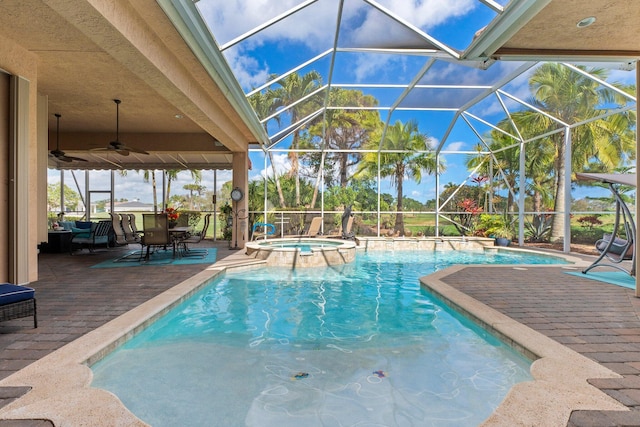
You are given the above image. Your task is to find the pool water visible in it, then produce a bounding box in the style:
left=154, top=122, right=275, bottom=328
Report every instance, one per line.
left=258, top=239, right=343, bottom=252
left=91, top=250, right=564, bottom=426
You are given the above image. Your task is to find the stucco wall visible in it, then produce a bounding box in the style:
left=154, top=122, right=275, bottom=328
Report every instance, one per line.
left=0, top=33, right=41, bottom=282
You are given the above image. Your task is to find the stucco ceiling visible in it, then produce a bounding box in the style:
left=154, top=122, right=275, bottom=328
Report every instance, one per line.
left=0, top=0, right=638, bottom=170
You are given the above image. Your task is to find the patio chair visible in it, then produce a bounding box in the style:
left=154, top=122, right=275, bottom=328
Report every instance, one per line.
left=177, top=213, right=211, bottom=257
left=303, top=217, right=323, bottom=237
left=120, top=213, right=140, bottom=243
left=128, top=213, right=141, bottom=238
left=0, top=284, right=37, bottom=328
left=70, top=220, right=112, bottom=254
left=281, top=217, right=323, bottom=238
left=110, top=213, right=129, bottom=246
left=140, top=213, right=170, bottom=261
left=252, top=222, right=276, bottom=240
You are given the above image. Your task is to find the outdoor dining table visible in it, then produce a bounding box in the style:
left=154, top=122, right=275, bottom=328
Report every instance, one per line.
left=169, top=226, right=191, bottom=258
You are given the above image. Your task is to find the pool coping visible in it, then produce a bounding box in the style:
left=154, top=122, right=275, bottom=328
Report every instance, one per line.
left=420, top=264, right=628, bottom=426
left=0, top=248, right=628, bottom=425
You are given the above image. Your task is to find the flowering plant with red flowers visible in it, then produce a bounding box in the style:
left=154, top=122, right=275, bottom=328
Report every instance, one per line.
left=165, top=207, right=179, bottom=221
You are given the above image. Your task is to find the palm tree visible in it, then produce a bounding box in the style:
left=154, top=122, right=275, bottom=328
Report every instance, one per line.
left=304, top=88, right=381, bottom=208
left=271, top=71, right=323, bottom=206
left=140, top=170, right=158, bottom=212
left=248, top=89, right=287, bottom=207
left=163, top=169, right=202, bottom=210
left=521, top=63, right=634, bottom=241
left=357, top=119, right=441, bottom=235
left=183, top=183, right=206, bottom=209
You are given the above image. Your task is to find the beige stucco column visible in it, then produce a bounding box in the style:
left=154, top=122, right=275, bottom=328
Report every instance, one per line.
left=231, top=151, right=249, bottom=249
left=0, top=35, right=39, bottom=284
left=633, top=61, right=640, bottom=297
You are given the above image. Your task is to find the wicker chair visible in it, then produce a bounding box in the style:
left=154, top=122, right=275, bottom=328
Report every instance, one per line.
left=0, top=284, right=37, bottom=328
left=70, top=220, right=113, bottom=254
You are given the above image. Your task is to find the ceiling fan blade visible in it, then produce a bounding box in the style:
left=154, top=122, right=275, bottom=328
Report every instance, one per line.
left=49, top=152, right=73, bottom=162
left=127, top=146, right=149, bottom=155
left=115, top=148, right=130, bottom=156
left=64, top=155, right=88, bottom=162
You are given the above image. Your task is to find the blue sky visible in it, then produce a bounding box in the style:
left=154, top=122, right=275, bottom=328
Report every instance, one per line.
left=194, top=0, right=637, bottom=205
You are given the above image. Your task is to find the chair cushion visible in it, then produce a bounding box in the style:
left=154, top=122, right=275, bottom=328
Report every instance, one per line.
left=75, top=221, right=93, bottom=229
left=59, top=221, right=75, bottom=231
left=0, top=284, right=35, bottom=305
left=71, top=227, right=92, bottom=238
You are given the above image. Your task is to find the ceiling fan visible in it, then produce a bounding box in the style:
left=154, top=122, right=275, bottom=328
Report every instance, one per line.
left=92, top=99, right=149, bottom=156
left=49, top=113, right=87, bottom=163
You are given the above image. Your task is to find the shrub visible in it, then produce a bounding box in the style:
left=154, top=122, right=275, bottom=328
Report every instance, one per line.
left=576, top=215, right=602, bottom=230
left=525, top=213, right=552, bottom=242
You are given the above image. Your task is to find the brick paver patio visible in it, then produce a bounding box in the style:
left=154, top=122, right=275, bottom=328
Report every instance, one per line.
left=439, top=265, right=640, bottom=427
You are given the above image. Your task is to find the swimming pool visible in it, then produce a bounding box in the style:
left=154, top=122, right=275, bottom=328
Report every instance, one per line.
left=91, top=250, right=566, bottom=426
left=245, top=238, right=357, bottom=267
left=258, top=239, right=343, bottom=249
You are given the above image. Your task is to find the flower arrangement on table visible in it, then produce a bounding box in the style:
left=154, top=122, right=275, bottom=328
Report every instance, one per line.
left=165, top=207, right=179, bottom=227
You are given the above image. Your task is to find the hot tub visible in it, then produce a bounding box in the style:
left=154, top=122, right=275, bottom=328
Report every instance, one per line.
left=245, top=238, right=357, bottom=267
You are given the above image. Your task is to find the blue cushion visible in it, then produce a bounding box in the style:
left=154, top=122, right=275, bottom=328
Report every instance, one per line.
left=75, top=221, right=93, bottom=229
left=0, top=284, right=35, bottom=305
left=59, top=221, right=75, bottom=231
left=71, top=227, right=91, bottom=238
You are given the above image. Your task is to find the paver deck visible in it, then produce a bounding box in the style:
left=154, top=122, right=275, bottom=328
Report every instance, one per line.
left=0, top=243, right=638, bottom=426
left=438, top=263, right=640, bottom=427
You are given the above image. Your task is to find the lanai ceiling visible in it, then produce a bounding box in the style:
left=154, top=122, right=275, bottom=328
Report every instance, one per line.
left=0, top=0, right=638, bottom=170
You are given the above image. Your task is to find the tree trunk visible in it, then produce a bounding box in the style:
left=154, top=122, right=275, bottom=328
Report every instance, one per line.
left=533, top=190, right=542, bottom=213
left=340, top=153, right=348, bottom=188
left=151, top=171, right=158, bottom=213
left=394, top=167, right=404, bottom=235
left=166, top=174, right=172, bottom=209
left=288, top=133, right=301, bottom=206
left=309, top=152, right=324, bottom=209
left=268, top=150, right=286, bottom=207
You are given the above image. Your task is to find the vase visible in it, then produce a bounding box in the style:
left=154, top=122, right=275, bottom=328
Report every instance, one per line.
left=494, top=237, right=510, bottom=247
left=169, top=221, right=177, bottom=229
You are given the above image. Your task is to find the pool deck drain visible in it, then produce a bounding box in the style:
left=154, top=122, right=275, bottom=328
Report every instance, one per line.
left=0, top=243, right=637, bottom=425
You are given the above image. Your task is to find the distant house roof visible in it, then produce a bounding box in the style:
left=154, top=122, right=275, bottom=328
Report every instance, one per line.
left=112, top=201, right=155, bottom=211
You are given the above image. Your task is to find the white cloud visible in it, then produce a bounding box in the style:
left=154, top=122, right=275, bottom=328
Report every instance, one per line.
left=224, top=48, right=271, bottom=90
left=198, top=0, right=481, bottom=90
left=252, top=153, right=291, bottom=180
left=444, top=141, right=466, bottom=151
left=377, top=0, right=476, bottom=29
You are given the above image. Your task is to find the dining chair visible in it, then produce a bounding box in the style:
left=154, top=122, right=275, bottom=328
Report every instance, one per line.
left=176, top=213, right=211, bottom=257
left=140, top=213, right=170, bottom=261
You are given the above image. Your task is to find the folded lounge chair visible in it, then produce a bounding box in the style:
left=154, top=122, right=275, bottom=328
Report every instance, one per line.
left=301, top=217, right=323, bottom=237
